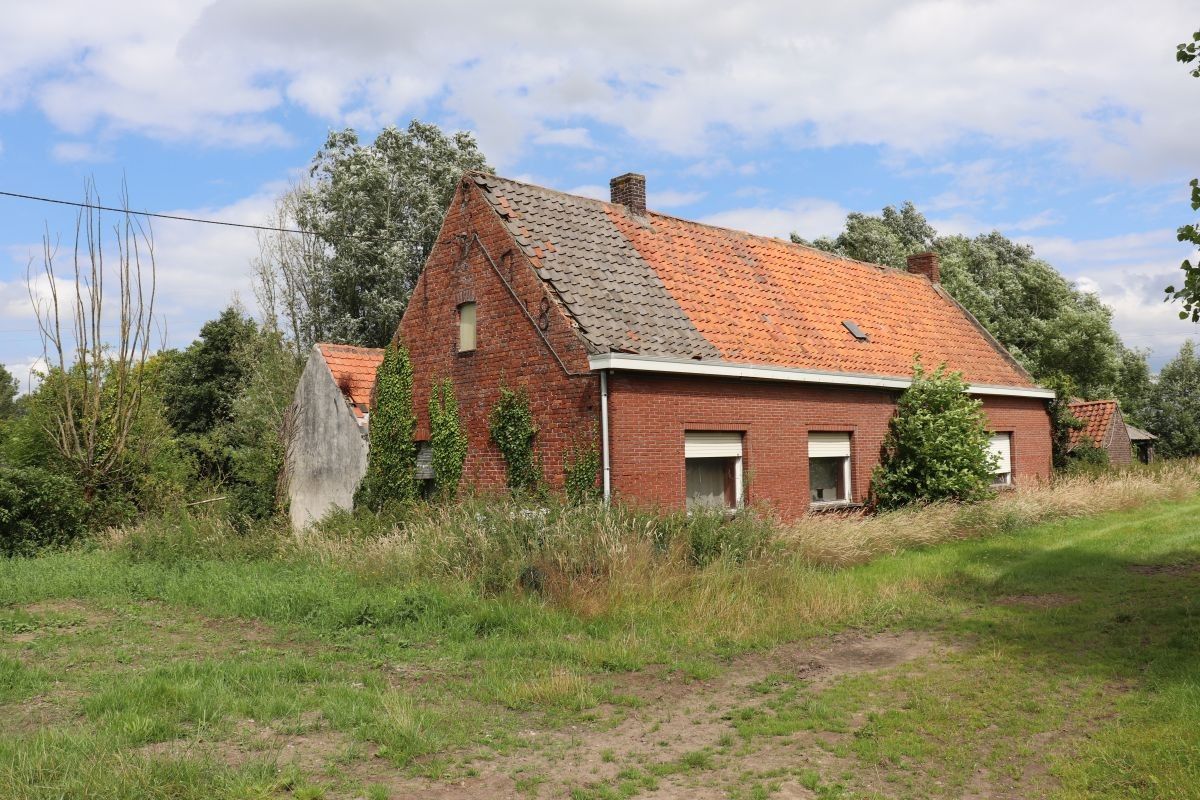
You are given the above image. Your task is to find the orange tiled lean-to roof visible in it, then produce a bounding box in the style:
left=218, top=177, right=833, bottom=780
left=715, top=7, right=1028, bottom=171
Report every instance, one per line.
left=469, top=173, right=1038, bottom=389
left=318, top=343, right=384, bottom=418
left=1067, top=399, right=1119, bottom=450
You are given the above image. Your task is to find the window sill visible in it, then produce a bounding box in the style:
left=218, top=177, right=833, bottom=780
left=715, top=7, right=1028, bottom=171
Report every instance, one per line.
left=456, top=348, right=476, bottom=357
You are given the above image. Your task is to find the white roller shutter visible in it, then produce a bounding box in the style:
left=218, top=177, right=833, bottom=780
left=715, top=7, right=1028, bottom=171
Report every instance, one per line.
left=685, top=431, right=743, bottom=459
left=988, top=433, right=1012, bottom=474
left=808, top=432, right=851, bottom=458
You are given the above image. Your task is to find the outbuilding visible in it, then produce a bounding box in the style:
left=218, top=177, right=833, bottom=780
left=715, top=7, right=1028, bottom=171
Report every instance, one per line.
left=286, top=343, right=384, bottom=528
left=395, top=171, right=1055, bottom=519
left=1067, top=399, right=1134, bottom=467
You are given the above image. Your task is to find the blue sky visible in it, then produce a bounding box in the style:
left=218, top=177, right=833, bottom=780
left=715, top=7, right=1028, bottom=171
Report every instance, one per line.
left=2, top=0, right=1198, bottom=391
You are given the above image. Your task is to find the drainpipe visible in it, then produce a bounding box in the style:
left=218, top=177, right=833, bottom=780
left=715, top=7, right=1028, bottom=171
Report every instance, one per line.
left=600, top=369, right=612, bottom=503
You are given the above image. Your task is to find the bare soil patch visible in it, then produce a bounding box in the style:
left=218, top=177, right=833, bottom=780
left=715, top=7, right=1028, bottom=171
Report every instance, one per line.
left=1128, top=561, right=1200, bottom=576
left=994, top=593, right=1079, bottom=609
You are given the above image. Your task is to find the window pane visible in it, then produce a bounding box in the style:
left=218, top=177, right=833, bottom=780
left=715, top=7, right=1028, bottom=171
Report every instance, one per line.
left=458, top=302, right=476, bottom=351
left=810, top=457, right=846, bottom=502
left=687, top=457, right=731, bottom=510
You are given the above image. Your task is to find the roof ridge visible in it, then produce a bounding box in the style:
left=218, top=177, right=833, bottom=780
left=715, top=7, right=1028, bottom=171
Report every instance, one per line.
left=470, top=170, right=904, bottom=276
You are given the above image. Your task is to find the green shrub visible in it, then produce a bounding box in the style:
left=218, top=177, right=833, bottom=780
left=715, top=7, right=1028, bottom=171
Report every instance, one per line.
left=429, top=379, right=467, bottom=499
left=1065, top=437, right=1111, bottom=475
left=488, top=387, right=540, bottom=493
left=0, top=466, right=86, bottom=556
left=562, top=426, right=601, bottom=505
left=870, top=359, right=996, bottom=510
left=358, top=343, right=417, bottom=510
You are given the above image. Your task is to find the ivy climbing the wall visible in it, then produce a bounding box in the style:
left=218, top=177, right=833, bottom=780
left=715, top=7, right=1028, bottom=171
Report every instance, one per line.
left=429, top=378, right=467, bottom=499
left=488, top=387, right=540, bottom=493
left=356, top=342, right=417, bottom=510
left=563, top=425, right=601, bottom=504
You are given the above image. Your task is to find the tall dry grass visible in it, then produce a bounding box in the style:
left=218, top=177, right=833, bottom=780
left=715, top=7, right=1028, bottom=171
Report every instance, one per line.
left=111, top=461, right=1200, bottom=635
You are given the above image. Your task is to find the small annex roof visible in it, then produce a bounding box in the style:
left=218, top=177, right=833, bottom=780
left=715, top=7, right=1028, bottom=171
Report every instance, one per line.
left=467, top=172, right=1039, bottom=390
left=317, top=343, right=385, bottom=421
left=1126, top=423, right=1157, bottom=442
left=1068, top=399, right=1121, bottom=450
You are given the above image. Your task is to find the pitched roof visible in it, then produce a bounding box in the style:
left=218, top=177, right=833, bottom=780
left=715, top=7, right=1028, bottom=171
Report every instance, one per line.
left=469, top=173, right=1037, bottom=388
left=1126, top=423, right=1157, bottom=442
left=1068, top=400, right=1120, bottom=450
left=317, top=343, right=385, bottom=420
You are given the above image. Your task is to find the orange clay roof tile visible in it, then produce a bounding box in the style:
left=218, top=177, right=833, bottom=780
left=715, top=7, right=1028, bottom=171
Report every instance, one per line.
left=317, top=343, right=385, bottom=418
left=1067, top=400, right=1119, bottom=450
left=469, top=173, right=1038, bottom=388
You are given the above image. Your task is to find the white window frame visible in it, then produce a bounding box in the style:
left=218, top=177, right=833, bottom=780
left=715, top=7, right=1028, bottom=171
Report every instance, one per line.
left=808, top=432, right=852, bottom=506
left=988, top=432, right=1013, bottom=486
left=684, top=432, right=744, bottom=511
left=458, top=301, right=477, bottom=352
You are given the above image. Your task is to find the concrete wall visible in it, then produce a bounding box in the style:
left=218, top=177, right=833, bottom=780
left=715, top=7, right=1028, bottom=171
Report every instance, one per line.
left=287, top=347, right=370, bottom=529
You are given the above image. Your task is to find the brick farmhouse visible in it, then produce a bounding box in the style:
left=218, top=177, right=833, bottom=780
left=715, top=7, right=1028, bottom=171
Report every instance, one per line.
left=396, top=171, right=1054, bottom=519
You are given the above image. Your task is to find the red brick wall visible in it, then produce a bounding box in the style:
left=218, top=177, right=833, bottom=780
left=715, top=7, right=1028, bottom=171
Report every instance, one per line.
left=399, top=179, right=599, bottom=493
left=606, top=373, right=1052, bottom=520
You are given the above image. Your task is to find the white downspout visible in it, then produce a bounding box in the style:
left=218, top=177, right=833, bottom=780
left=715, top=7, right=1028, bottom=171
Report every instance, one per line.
left=600, top=369, right=612, bottom=503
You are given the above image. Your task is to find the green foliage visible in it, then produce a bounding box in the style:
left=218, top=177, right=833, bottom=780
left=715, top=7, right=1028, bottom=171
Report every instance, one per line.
left=1042, top=374, right=1085, bottom=472
left=1142, top=340, right=1200, bottom=458
left=160, top=307, right=257, bottom=436
left=562, top=426, right=601, bottom=505
left=1166, top=31, right=1200, bottom=320
left=296, top=121, right=491, bottom=347
left=1, top=360, right=192, bottom=529
left=870, top=360, right=996, bottom=510
left=1065, top=437, right=1111, bottom=474
left=358, top=343, right=417, bottom=509
left=0, top=363, right=17, bottom=421
left=488, top=387, right=540, bottom=493
left=797, top=203, right=1127, bottom=400
left=0, top=466, right=86, bottom=555
left=1114, top=346, right=1153, bottom=426
left=219, top=328, right=303, bottom=522
left=428, top=379, right=467, bottom=499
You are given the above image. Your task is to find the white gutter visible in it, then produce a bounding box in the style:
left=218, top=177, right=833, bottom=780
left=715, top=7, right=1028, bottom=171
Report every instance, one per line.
left=599, top=370, right=612, bottom=502
left=588, top=353, right=1055, bottom=400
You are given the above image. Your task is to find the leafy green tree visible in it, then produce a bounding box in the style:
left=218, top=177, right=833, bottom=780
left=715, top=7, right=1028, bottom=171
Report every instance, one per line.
left=0, top=363, right=18, bottom=421
left=161, top=307, right=257, bottom=436
left=1141, top=340, right=1200, bottom=458
left=1042, top=373, right=1084, bottom=472
left=357, top=343, right=417, bottom=509
left=293, top=121, right=490, bottom=347
left=1166, top=31, right=1200, bottom=321
left=796, top=203, right=1124, bottom=399
left=870, top=360, right=996, bottom=509
left=794, top=201, right=935, bottom=271
left=1114, top=346, right=1153, bottom=425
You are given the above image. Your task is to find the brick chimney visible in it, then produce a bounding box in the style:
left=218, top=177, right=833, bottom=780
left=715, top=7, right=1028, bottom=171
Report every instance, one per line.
left=610, top=173, right=646, bottom=216
left=906, top=251, right=940, bottom=283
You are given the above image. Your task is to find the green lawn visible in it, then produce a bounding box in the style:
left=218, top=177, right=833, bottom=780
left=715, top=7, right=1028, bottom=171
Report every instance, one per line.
left=2, top=496, right=1199, bottom=798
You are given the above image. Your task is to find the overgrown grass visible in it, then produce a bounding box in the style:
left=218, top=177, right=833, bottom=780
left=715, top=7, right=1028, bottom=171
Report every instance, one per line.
left=2, top=462, right=1199, bottom=798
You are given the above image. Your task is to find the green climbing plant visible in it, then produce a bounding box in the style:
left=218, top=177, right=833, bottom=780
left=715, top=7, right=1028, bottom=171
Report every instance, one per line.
left=562, top=425, right=601, bottom=505
left=357, top=342, right=417, bottom=510
left=429, top=378, right=467, bottom=499
left=488, top=387, right=540, bottom=493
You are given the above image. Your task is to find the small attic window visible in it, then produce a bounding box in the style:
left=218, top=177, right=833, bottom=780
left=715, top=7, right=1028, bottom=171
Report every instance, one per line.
left=458, top=302, right=477, bottom=352
left=842, top=320, right=869, bottom=341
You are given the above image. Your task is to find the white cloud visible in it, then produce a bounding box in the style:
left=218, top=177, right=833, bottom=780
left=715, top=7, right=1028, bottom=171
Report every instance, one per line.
left=1021, top=229, right=1200, bottom=368
left=701, top=199, right=851, bottom=241
left=649, top=189, right=705, bottom=209
left=532, top=127, right=596, bottom=148
left=0, top=1, right=1195, bottom=176
left=0, top=184, right=280, bottom=369
left=50, top=141, right=110, bottom=163
left=565, top=184, right=608, bottom=201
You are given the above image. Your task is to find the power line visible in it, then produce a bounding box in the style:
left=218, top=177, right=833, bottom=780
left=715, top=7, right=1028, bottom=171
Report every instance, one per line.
left=0, top=189, right=314, bottom=236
